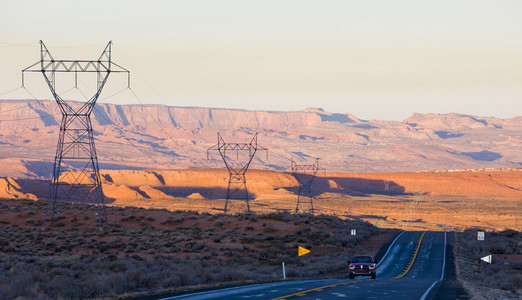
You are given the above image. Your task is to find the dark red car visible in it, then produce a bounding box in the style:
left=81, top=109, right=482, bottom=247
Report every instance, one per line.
left=348, top=255, right=377, bottom=279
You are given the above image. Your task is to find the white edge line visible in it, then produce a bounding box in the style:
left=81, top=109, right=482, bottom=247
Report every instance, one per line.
left=420, top=231, right=447, bottom=300
left=160, top=282, right=284, bottom=300
left=377, top=231, right=405, bottom=267
left=160, top=279, right=333, bottom=300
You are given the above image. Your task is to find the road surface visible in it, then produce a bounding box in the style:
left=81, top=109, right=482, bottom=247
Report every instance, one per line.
left=161, top=231, right=449, bottom=300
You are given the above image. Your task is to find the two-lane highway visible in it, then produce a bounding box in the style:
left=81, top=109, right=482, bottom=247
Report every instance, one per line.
left=162, top=231, right=448, bottom=300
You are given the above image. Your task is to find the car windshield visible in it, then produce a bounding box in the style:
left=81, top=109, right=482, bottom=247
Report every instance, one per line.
left=352, top=257, right=373, bottom=263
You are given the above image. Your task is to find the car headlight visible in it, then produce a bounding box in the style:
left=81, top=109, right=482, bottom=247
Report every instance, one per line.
left=369, top=264, right=375, bottom=269
left=349, top=264, right=355, bottom=270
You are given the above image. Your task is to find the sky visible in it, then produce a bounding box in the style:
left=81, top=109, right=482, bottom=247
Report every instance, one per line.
left=1, top=0, right=522, bottom=121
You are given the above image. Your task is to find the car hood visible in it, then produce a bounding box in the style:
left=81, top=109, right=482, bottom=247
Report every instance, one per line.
left=351, top=263, right=374, bottom=266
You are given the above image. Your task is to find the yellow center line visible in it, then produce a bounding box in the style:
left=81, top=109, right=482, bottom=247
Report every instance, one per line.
left=394, top=231, right=426, bottom=279
left=271, top=279, right=382, bottom=300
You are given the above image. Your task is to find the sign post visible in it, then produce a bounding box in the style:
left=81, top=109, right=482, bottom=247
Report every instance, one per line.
left=478, top=231, right=485, bottom=252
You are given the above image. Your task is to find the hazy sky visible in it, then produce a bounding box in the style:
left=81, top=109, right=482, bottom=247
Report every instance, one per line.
left=1, top=0, right=522, bottom=120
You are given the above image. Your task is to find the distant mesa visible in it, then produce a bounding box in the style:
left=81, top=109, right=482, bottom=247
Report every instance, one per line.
left=403, top=113, right=499, bottom=131
left=0, top=99, right=520, bottom=175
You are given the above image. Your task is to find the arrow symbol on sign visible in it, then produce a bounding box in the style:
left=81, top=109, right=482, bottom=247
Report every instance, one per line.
left=481, top=254, right=492, bottom=264
left=298, top=246, right=310, bottom=256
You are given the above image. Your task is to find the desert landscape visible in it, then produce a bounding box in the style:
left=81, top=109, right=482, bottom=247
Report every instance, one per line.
left=1, top=168, right=521, bottom=299
left=2, top=2, right=522, bottom=299
left=0, top=100, right=521, bottom=299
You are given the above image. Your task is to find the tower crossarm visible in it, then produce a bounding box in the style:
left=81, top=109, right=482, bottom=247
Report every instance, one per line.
left=22, top=41, right=130, bottom=88
left=23, top=60, right=130, bottom=73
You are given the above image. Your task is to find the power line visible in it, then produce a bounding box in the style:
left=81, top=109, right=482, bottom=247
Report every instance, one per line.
left=128, top=88, right=196, bottom=160
left=0, top=86, right=23, bottom=97
left=73, top=84, right=168, bottom=167
left=97, top=87, right=129, bottom=104
left=92, top=105, right=168, bottom=167
left=113, top=47, right=201, bottom=161
left=0, top=87, right=77, bottom=121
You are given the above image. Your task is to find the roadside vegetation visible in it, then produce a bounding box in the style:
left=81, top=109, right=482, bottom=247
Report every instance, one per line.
left=455, top=229, right=522, bottom=298
left=0, top=198, right=395, bottom=299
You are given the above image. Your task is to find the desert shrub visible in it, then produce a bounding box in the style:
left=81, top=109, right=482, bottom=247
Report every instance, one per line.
left=239, top=237, right=255, bottom=244
left=325, top=235, right=356, bottom=247
left=296, top=227, right=311, bottom=235
left=263, top=225, right=277, bottom=233
left=120, top=215, right=136, bottom=222
left=260, top=212, right=286, bottom=221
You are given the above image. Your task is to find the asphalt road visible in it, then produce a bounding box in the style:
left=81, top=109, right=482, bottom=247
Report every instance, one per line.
left=162, top=231, right=449, bottom=300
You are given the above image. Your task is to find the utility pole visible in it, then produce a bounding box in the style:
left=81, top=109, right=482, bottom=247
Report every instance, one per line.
left=23, top=41, right=130, bottom=231
left=289, top=158, right=323, bottom=214
left=207, top=133, right=267, bottom=214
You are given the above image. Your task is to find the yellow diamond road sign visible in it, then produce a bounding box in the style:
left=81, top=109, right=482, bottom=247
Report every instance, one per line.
left=298, top=246, right=310, bottom=256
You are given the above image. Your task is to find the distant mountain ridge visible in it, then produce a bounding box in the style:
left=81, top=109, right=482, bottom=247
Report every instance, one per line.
left=0, top=99, right=520, bottom=178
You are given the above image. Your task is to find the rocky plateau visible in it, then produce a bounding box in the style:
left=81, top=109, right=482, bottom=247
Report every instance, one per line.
left=0, top=99, right=520, bottom=179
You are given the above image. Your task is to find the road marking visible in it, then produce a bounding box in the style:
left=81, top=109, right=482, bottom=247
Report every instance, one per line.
left=394, top=231, right=426, bottom=279
left=331, top=292, right=347, bottom=297
left=420, top=231, right=447, bottom=300
left=271, top=282, right=351, bottom=300
left=377, top=231, right=405, bottom=267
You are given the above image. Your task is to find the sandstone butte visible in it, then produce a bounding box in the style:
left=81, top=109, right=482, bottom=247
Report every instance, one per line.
left=2, top=168, right=521, bottom=203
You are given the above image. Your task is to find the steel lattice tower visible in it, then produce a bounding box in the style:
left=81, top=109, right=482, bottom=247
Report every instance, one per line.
left=290, top=158, right=322, bottom=214
left=207, top=133, right=267, bottom=214
left=23, top=41, right=130, bottom=231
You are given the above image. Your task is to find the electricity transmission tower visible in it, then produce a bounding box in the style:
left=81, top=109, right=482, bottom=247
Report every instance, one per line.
left=290, top=158, right=322, bottom=214
left=22, top=41, right=130, bottom=231
left=207, top=133, right=267, bottom=214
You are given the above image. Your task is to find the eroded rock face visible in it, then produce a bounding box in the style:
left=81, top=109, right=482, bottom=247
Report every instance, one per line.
left=0, top=177, right=37, bottom=200
left=0, top=100, right=520, bottom=178
left=3, top=169, right=521, bottom=202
